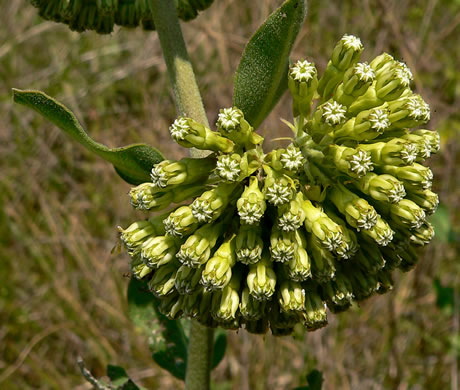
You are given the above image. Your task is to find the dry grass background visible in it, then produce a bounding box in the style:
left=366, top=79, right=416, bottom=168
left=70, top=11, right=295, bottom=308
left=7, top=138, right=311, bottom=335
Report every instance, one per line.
left=1, top=0, right=459, bottom=389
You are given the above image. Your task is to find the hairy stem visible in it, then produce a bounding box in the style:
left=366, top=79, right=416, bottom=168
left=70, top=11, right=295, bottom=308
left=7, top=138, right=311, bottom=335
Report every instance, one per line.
left=150, top=1, right=214, bottom=389
left=150, top=0, right=209, bottom=159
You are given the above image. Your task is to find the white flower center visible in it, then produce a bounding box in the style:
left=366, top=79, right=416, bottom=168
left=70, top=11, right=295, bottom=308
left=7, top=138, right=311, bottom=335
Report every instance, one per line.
left=322, top=231, right=343, bottom=252
left=375, top=227, right=394, bottom=246
left=238, top=203, right=263, bottom=224
left=191, top=199, right=213, bottom=223
left=400, top=143, right=417, bottom=164
left=169, top=117, right=190, bottom=141
left=280, top=145, right=305, bottom=171
left=217, top=107, right=242, bottom=131
left=236, top=248, right=261, bottom=265
left=336, top=241, right=358, bottom=259
left=341, top=34, right=363, bottom=51
left=163, top=216, right=183, bottom=237
left=271, top=244, right=295, bottom=263
left=290, top=60, right=316, bottom=82
left=150, top=164, right=168, bottom=188
left=265, top=183, right=291, bottom=205
left=322, top=101, right=347, bottom=126
left=387, top=182, right=406, bottom=203
left=350, top=150, right=374, bottom=177
left=369, top=108, right=391, bottom=133
left=357, top=209, right=378, bottom=230
left=354, top=62, right=375, bottom=82
left=216, top=155, right=241, bottom=181
left=278, top=212, right=302, bottom=231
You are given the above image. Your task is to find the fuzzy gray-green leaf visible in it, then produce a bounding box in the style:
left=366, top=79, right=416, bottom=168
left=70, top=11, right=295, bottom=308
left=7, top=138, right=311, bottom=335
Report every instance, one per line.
left=233, top=0, right=307, bottom=129
left=13, top=89, right=164, bottom=185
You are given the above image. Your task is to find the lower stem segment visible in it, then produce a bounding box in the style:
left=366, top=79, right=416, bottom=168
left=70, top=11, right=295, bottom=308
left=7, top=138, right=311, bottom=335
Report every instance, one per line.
left=149, top=1, right=215, bottom=389
left=185, top=321, right=214, bottom=390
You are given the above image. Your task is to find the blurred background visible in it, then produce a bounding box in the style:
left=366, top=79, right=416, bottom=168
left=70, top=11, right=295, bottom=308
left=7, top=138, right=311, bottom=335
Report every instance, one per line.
left=1, top=0, right=459, bottom=389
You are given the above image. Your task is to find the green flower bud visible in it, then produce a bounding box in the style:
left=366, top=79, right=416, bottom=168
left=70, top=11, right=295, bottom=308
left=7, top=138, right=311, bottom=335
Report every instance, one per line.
left=119, top=216, right=165, bottom=256
left=387, top=94, right=430, bottom=128
left=302, top=199, right=344, bottom=251
left=263, top=165, right=296, bottom=206
left=150, top=157, right=215, bottom=189
left=355, top=172, right=406, bottom=204
left=278, top=280, right=306, bottom=312
left=177, top=221, right=224, bottom=267
left=267, top=145, right=306, bottom=173
left=240, top=287, right=266, bottom=321
left=270, top=226, right=296, bottom=263
left=408, top=222, right=435, bottom=246
left=201, top=235, right=236, bottom=291
left=370, top=53, right=395, bottom=72
left=327, top=145, right=374, bottom=178
left=277, top=192, right=306, bottom=232
left=389, top=199, right=426, bottom=229
left=130, top=254, right=153, bottom=279
left=216, top=107, right=263, bottom=148
left=321, top=274, right=354, bottom=312
left=269, top=302, right=299, bottom=336
left=361, top=216, right=394, bottom=246
left=163, top=206, right=199, bottom=237
left=245, top=319, right=269, bottom=335
left=380, top=243, right=403, bottom=270
left=302, top=289, right=328, bottom=331
left=400, top=133, right=431, bottom=161
left=175, top=265, right=203, bottom=295
left=148, top=264, right=178, bottom=297
left=237, top=176, right=267, bottom=225
left=308, top=235, right=336, bottom=282
left=335, top=62, right=376, bottom=106
left=406, top=188, right=439, bottom=215
left=182, top=288, right=215, bottom=327
left=331, top=34, right=364, bottom=70
left=374, top=61, right=413, bottom=101
left=325, top=209, right=359, bottom=259
left=331, top=107, right=391, bottom=142
left=354, top=243, right=386, bottom=274
left=345, top=267, right=378, bottom=301
left=288, top=60, right=319, bottom=116
left=381, top=163, right=432, bottom=191
left=391, top=240, right=419, bottom=271
left=285, top=230, right=311, bottom=282
left=235, top=224, right=264, bottom=265
left=359, top=139, right=418, bottom=166
left=311, top=100, right=348, bottom=140
left=158, top=293, right=183, bottom=320
left=215, top=154, right=242, bottom=181
left=191, top=183, right=239, bottom=223
left=375, top=269, right=394, bottom=294
left=318, top=34, right=363, bottom=98
left=247, top=254, right=277, bottom=301
left=169, top=117, right=234, bottom=153
left=412, top=129, right=440, bottom=154
left=211, top=272, right=241, bottom=323
left=329, top=184, right=380, bottom=231
left=141, top=235, right=181, bottom=268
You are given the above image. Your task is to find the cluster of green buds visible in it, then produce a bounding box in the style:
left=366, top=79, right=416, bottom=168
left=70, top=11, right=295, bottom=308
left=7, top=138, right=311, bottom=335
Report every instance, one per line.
left=120, top=34, right=439, bottom=335
left=29, top=0, right=214, bottom=34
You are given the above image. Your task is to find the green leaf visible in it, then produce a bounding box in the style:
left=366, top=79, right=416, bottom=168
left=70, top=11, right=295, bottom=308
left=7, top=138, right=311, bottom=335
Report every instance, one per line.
left=127, top=278, right=189, bottom=381
left=211, top=329, right=227, bottom=370
left=233, top=0, right=307, bottom=129
left=13, top=89, right=164, bottom=185
left=293, top=369, right=323, bottom=390
left=429, top=203, right=457, bottom=244
left=433, top=279, right=455, bottom=314
left=107, top=365, right=145, bottom=390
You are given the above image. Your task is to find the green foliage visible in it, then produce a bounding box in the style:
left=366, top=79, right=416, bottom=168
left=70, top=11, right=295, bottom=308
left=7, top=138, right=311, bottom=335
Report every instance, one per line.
left=13, top=89, right=164, bottom=185
left=233, top=0, right=307, bottom=129
left=127, top=278, right=188, bottom=380
left=429, top=203, right=457, bottom=243
left=107, top=364, right=146, bottom=389
left=293, top=369, right=323, bottom=390
left=211, top=329, right=227, bottom=370
left=433, top=279, right=455, bottom=314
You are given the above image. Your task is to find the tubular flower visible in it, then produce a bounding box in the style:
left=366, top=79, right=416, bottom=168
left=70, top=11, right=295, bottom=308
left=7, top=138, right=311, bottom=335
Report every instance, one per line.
left=120, top=35, right=438, bottom=335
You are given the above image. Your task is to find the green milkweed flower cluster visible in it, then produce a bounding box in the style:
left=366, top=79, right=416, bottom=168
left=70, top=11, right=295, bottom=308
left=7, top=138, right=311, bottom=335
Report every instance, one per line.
left=29, top=0, right=214, bottom=33
left=120, top=34, right=439, bottom=335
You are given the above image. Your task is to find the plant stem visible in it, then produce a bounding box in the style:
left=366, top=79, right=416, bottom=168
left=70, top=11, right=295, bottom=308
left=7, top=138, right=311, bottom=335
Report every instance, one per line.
left=150, top=2, right=214, bottom=389
left=150, top=0, right=209, bottom=159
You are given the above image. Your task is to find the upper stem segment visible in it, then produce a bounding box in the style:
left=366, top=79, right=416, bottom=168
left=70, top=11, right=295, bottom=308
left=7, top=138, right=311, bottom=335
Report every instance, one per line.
left=150, top=1, right=214, bottom=389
